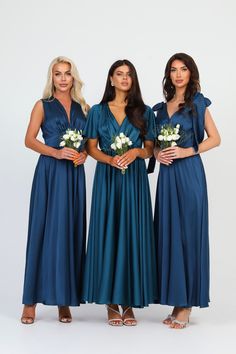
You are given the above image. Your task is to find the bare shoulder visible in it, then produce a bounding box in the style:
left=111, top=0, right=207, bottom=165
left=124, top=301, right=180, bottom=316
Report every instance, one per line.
left=29, top=99, right=44, bottom=124
left=86, top=103, right=91, bottom=111
left=32, top=99, right=44, bottom=113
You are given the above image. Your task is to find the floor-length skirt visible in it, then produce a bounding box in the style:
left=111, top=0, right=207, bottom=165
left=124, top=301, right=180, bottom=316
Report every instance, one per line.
left=22, top=155, right=86, bottom=306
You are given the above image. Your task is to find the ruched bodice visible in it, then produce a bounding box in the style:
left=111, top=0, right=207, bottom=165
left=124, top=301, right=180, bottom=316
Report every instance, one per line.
left=41, top=98, right=86, bottom=147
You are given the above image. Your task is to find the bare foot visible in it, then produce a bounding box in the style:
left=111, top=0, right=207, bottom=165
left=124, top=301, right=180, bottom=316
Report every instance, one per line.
left=21, top=304, right=36, bottom=324
left=170, top=308, right=192, bottom=329
left=122, top=306, right=137, bottom=326
left=106, top=304, right=123, bottom=326
left=58, top=306, right=72, bottom=323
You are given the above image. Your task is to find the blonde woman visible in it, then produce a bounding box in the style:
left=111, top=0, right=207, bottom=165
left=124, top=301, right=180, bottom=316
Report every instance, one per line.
left=21, top=57, right=88, bottom=324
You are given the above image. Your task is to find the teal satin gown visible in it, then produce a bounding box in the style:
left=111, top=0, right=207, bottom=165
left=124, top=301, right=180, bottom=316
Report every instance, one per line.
left=82, top=103, right=157, bottom=307
left=22, top=98, right=86, bottom=306
left=151, top=93, right=210, bottom=308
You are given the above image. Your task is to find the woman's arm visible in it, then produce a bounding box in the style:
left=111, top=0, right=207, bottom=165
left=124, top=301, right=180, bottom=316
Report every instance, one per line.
left=86, top=138, right=123, bottom=169
left=155, top=146, right=173, bottom=165
left=117, top=140, right=154, bottom=168
left=25, top=100, right=77, bottom=161
left=73, top=104, right=91, bottom=166
left=159, top=108, right=221, bottom=160
left=136, top=140, right=154, bottom=159
left=197, top=108, right=221, bottom=153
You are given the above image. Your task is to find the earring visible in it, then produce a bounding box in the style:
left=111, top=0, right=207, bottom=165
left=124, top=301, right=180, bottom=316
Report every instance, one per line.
left=111, top=81, right=114, bottom=86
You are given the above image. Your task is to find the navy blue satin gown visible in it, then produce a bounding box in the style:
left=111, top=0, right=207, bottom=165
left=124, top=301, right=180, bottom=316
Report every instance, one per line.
left=82, top=104, right=157, bottom=308
left=22, top=98, right=86, bottom=306
left=153, top=93, right=210, bottom=308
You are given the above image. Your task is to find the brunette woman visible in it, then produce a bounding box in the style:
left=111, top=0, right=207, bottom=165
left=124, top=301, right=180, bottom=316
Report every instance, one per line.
left=83, top=59, right=157, bottom=326
left=148, top=53, right=220, bottom=328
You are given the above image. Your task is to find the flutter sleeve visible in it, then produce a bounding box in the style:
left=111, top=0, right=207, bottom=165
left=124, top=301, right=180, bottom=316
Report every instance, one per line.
left=192, top=93, right=211, bottom=152
left=83, top=104, right=101, bottom=139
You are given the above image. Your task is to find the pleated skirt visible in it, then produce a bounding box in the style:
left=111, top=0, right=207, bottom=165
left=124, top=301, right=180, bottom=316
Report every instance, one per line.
left=22, top=155, right=86, bottom=306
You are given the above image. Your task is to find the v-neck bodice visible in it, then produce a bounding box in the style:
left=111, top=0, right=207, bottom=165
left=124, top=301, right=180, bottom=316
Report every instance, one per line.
left=165, top=103, right=180, bottom=120
left=153, top=93, right=211, bottom=150
left=53, top=97, right=72, bottom=124
left=107, top=103, right=127, bottom=127
left=84, top=103, right=156, bottom=154
left=41, top=97, right=86, bottom=148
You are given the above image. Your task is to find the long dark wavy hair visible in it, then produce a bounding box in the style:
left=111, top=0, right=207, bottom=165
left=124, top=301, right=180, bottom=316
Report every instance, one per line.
left=100, top=59, right=147, bottom=137
left=163, top=53, right=201, bottom=112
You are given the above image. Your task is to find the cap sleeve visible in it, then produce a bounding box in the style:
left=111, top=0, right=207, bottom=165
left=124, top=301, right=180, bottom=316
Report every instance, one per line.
left=192, top=93, right=212, bottom=151
left=143, top=106, right=156, bottom=141
left=83, top=104, right=101, bottom=139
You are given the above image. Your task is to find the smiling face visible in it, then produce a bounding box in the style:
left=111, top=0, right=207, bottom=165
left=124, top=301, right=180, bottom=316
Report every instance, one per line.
left=170, top=59, right=191, bottom=89
left=52, top=62, right=73, bottom=94
left=110, top=65, right=132, bottom=92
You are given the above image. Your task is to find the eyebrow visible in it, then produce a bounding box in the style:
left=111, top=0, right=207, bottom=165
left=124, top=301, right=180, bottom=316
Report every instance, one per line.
left=116, top=70, right=131, bottom=74
left=171, top=65, right=188, bottom=69
left=54, top=70, right=71, bottom=73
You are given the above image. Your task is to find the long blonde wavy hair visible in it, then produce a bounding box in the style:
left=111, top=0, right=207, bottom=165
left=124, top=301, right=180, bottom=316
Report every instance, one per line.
left=43, top=56, right=88, bottom=115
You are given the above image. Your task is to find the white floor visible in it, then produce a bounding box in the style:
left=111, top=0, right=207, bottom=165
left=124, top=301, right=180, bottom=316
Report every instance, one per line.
left=1, top=300, right=235, bottom=354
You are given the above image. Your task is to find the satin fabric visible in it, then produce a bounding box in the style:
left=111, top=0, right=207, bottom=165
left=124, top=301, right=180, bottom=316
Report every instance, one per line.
left=153, top=93, right=210, bottom=308
left=22, top=98, right=86, bottom=306
left=82, top=104, right=157, bottom=307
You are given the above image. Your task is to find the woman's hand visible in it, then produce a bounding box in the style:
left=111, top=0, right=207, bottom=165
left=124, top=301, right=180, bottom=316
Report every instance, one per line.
left=54, top=147, right=78, bottom=160
left=155, top=147, right=173, bottom=165
left=160, top=146, right=194, bottom=160
left=73, top=151, right=88, bottom=166
left=116, top=148, right=139, bottom=168
left=109, top=155, right=124, bottom=170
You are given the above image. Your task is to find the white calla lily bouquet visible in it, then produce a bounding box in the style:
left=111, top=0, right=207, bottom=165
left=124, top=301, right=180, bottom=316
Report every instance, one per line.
left=111, top=132, right=133, bottom=174
left=157, top=123, right=181, bottom=149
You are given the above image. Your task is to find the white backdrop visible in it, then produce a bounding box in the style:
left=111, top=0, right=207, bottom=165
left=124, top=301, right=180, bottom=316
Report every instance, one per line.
left=0, top=0, right=235, bottom=353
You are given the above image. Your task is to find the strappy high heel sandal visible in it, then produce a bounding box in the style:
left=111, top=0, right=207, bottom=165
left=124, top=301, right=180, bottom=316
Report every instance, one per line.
left=21, top=304, right=36, bottom=324
left=122, top=306, right=137, bottom=326
left=163, top=307, right=179, bottom=325
left=163, top=314, right=176, bottom=325
left=106, top=305, right=123, bottom=326
left=170, top=308, right=192, bottom=329
left=58, top=306, right=72, bottom=323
